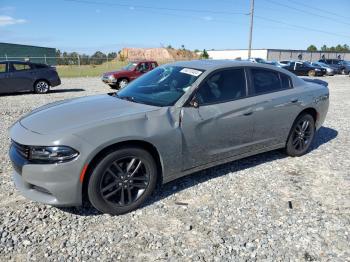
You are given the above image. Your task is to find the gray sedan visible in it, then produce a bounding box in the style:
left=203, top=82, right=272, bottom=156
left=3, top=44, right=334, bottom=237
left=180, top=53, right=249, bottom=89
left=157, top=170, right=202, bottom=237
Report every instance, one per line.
left=9, top=60, right=329, bottom=215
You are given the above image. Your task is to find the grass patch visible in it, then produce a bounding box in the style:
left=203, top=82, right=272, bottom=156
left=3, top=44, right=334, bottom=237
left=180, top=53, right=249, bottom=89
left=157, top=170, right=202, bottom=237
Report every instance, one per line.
left=56, top=61, right=128, bottom=78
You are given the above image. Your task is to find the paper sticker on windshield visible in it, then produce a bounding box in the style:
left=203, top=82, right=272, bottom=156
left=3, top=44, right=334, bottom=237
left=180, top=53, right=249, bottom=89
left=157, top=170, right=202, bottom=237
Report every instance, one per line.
left=180, top=68, right=202, bottom=77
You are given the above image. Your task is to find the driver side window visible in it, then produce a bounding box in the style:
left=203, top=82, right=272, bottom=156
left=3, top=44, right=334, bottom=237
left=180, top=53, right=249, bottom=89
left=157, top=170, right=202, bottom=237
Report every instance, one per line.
left=196, top=68, right=247, bottom=105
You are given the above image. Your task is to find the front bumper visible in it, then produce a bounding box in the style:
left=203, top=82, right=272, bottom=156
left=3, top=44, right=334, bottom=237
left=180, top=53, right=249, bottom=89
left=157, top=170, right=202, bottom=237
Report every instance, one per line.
left=101, top=76, right=118, bottom=84
left=10, top=144, right=83, bottom=207
left=8, top=122, right=92, bottom=207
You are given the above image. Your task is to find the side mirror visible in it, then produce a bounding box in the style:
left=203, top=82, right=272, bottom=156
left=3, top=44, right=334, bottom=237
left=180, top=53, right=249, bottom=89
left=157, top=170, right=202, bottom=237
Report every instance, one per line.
left=189, top=97, right=199, bottom=108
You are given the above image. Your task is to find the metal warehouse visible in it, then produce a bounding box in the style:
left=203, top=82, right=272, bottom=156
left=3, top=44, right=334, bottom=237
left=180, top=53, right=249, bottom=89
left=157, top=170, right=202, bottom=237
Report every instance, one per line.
left=207, top=49, right=350, bottom=62
left=0, top=42, right=56, bottom=65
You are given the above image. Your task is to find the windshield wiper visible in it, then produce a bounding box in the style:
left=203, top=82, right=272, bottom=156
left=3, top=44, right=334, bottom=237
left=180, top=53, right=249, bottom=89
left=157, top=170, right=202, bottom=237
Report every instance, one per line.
left=120, top=96, right=134, bottom=101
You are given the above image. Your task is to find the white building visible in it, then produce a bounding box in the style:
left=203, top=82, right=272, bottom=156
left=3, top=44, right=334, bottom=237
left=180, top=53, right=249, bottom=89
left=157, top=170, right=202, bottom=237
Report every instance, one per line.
left=207, top=49, right=350, bottom=62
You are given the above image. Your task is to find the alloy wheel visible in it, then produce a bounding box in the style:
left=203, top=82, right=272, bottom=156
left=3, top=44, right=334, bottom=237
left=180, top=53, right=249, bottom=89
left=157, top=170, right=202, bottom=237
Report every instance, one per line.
left=99, top=157, right=150, bottom=206
left=36, top=81, right=49, bottom=93
left=119, top=79, right=128, bottom=89
left=291, top=119, right=313, bottom=152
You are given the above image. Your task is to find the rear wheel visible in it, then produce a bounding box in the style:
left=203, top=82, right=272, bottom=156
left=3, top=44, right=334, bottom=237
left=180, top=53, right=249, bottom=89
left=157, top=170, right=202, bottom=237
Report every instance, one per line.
left=88, top=147, right=157, bottom=215
left=341, top=69, right=346, bottom=75
left=308, top=70, right=316, bottom=77
left=34, top=80, right=50, bottom=94
left=285, top=114, right=315, bottom=157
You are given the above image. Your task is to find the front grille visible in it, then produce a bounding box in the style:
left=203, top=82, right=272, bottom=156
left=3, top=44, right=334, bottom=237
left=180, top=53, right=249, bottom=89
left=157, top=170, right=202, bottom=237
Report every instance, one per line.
left=11, top=140, right=30, bottom=159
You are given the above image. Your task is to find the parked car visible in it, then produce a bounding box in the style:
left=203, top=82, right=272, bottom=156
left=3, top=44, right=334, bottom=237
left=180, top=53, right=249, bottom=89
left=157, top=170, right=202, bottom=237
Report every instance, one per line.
left=265, top=60, right=284, bottom=67
left=247, top=57, right=268, bottom=64
left=283, top=61, right=326, bottom=76
left=101, top=60, right=158, bottom=89
left=279, top=60, right=292, bottom=66
left=9, top=60, right=329, bottom=215
left=318, top=59, right=350, bottom=75
left=311, top=62, right=337, bottom=76
left=0, top=60, right=61, bottom=94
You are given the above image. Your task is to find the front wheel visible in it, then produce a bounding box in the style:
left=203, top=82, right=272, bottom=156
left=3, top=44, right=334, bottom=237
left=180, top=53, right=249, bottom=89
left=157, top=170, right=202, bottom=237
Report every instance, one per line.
left=88, top=147, right=158, bottom=215
left=118, top=79, right=129, bottom=89
left=34, top=80, right=50, bottom=94
left=285, top=114, right=315, bottom=157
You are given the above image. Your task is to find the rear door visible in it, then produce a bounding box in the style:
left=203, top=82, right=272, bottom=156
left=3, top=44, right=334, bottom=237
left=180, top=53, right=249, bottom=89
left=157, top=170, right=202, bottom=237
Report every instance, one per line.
left=247, top=68, right=301, bottom=148
left=0, top=62, right=11, bottom=94
left=180, top=67, right=255, bottom=169
left=8, top=62, right=36, bottom=92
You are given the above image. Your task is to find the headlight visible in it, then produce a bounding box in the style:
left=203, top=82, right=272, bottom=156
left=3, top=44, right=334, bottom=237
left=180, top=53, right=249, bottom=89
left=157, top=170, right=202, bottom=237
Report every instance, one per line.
left=108, top=75, right=115, bottom=80
left=315, top=68, right=320, bottom=71
left=29, top=146, right=79, bottom=163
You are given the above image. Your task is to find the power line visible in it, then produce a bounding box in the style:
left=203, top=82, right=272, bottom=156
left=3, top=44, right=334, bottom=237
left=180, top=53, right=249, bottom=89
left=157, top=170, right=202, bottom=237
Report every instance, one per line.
left=63, top=0, right=246, bottom=16
left=288, top=0, right=350, bottom=20
left=262, top=0, right=350, bottom=26
left=255, top=15, right=350, bottom=39
left=62, top=0, right=350, bottom=40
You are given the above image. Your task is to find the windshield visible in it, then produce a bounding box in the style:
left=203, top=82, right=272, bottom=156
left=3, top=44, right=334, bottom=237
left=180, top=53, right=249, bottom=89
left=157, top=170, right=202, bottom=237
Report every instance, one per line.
left=314, top=62, right=328, bottom=67
left=117, top=66, right=204, bottom=107
left=122, top=62, right=138, bottom=71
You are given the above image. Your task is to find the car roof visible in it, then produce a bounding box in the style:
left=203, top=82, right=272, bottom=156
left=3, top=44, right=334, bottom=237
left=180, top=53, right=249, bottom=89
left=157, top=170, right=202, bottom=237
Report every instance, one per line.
left=168, top=59, right=284, bottom=71
left=130, top=60, right=157, bottom=63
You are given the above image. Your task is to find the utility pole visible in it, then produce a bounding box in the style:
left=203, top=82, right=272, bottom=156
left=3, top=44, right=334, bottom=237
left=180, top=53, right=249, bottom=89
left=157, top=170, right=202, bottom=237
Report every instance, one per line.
left=248, top=0, right=255, bottom=59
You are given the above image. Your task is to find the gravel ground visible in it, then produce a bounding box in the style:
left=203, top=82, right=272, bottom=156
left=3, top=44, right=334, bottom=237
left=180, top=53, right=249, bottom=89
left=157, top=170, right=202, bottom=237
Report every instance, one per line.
left=0, top=76, right=349, bottom=261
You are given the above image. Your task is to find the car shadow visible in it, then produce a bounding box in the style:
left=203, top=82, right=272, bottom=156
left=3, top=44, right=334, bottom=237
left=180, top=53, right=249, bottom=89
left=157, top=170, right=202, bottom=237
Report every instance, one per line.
left=0, top=88, right=85, bottom=97
left=49, top=88, right=85, bottom=93
left=59, top=126, right=337, bottom=216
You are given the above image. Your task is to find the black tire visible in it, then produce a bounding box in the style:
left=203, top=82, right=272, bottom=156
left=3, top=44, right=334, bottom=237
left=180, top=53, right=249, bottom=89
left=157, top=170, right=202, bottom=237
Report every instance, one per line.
left=285, top=114, right=315, bottom=157
left=118, top=79, right=129, bottom=89
left=88, top=147, right=158, bottom=215
left=34, top=80, right=50, bottom=94
left=108, top=84, right=118, bottom=89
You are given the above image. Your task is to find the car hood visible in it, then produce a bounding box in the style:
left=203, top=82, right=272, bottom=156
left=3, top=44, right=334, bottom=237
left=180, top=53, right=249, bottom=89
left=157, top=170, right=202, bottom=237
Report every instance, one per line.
left=19, top=94, right=159, bottom=135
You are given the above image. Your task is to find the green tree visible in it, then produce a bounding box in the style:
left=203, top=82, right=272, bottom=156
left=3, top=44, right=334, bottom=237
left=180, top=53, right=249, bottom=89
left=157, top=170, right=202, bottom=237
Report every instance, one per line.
left=320, top=45, right=328, bottom=51
left=91, top=51, right=107, bottom=65
left=107, top=52, right=117, bottom=60
left=306, top=45, right=317, bottom=51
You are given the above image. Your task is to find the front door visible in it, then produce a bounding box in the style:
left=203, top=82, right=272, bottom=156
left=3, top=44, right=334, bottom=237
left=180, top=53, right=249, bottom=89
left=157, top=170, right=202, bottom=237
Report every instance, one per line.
left=180, top=68, right=255, bottom=170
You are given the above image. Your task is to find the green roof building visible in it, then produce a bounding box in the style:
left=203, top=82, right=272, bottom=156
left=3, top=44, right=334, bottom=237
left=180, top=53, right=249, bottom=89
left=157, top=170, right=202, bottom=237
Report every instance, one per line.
left=0, top=42, right=56, bottom=65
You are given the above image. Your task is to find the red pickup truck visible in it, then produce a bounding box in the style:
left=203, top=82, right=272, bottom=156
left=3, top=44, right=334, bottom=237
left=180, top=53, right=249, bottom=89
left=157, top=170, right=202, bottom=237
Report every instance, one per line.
left=101, top=60, right=158, bottom=89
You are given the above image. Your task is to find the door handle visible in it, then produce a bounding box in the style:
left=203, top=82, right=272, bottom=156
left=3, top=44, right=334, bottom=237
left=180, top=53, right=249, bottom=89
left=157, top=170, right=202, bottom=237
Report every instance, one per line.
left=290, top=98, right=299, bottom=103
left=243, top=110, right=253, bottom=116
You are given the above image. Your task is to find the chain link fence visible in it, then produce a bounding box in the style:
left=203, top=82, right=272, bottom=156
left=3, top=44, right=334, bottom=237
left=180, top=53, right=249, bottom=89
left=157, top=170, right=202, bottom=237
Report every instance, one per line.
left=0, top=56, right=199, bottom=77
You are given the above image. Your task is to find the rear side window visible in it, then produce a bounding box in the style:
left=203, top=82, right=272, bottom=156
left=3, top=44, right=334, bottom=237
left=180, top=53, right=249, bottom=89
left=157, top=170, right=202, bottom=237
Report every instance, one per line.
left=0, top=63, right=6, bottom=73
left=280, top=73, right=293, bottom=89
left=251, top=68, right=291, bottom=95
left=196, top=68, right=246, bottom=105
left=12, top=63, right=31, bottom=71
left=34, top=64, right=48, bottom=69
